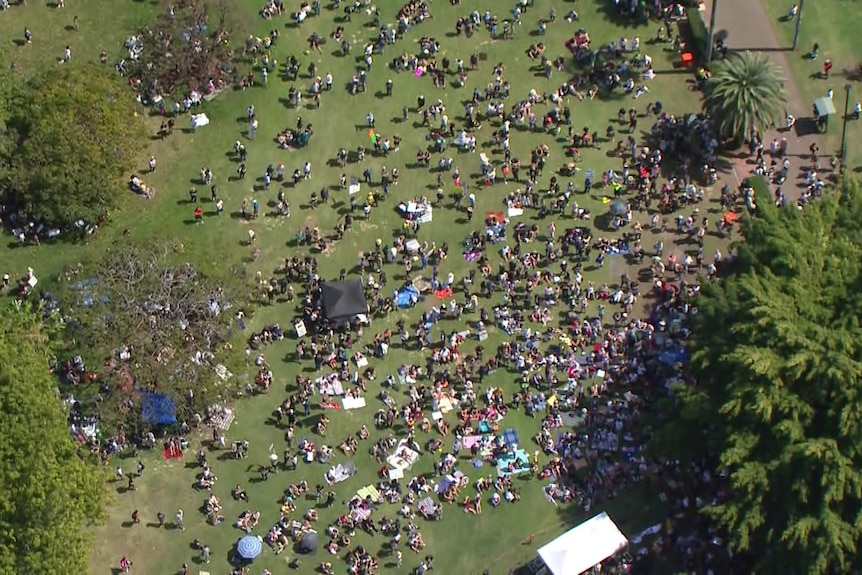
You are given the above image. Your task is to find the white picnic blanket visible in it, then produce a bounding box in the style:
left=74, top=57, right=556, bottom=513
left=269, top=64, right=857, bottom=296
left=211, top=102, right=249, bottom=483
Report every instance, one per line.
left=342, top=397, right=367, bottom=410
left=316, top=374, right=344, bottom=396
left=438, top=395, right=456, bottom=414
left=405, top=239, right=421, bottom=253
left=386, top=439, right=420, bottom=472
left=190, top=113, right=210, bottom=129
left=325, top=461, right=356, bottom=485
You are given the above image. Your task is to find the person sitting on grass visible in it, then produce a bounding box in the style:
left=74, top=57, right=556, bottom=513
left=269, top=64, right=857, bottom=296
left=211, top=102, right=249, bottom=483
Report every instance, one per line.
left=357, top=425, right=370, bottom=440
left=232, top=484, right=248, bottom=501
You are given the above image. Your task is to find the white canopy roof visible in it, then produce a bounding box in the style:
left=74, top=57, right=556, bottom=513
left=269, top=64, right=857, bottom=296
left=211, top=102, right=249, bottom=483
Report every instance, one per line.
left=538, top=512, right=629, bottom=575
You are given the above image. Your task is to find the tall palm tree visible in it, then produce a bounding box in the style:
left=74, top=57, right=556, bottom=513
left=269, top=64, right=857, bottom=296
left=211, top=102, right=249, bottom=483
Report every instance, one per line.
left=704, top=51, right=786, bottom=142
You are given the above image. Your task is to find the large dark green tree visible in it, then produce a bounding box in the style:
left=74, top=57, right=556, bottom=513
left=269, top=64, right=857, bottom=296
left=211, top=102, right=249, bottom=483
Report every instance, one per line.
left=0, top=302, right=106, bottom=573
left=657, top=178, right=862, bottom=573
left=4, top=64, right=147, bottom=228
left=60, top=241, right=247, bottom=430
left=0, top=63, right=20, bottom=186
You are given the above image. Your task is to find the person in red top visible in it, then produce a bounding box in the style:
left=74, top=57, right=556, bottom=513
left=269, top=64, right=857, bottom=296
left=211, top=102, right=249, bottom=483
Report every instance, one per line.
left=194, top=206, right=204, bottom=224
left=824, top=59, right=833, bottom=79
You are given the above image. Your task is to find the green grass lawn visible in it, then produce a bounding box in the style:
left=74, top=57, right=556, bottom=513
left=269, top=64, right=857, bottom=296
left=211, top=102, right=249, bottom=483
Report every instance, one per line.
left=2, top=1, right=714, bottom=573
left=762, top=0, right=862, bottom=168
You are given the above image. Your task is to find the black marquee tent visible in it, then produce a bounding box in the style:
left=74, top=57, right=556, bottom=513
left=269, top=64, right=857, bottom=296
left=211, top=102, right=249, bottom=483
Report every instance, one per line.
left=321, top=280, right=369, bottom=321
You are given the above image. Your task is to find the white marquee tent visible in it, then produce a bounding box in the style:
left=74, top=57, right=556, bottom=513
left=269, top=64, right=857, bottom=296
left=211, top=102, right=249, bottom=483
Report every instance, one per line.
left=537, top=512, right=629, bottom=575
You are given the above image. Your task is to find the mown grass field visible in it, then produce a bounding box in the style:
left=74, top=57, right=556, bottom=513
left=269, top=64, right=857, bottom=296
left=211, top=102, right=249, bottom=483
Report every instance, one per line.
left=1, top=1, right=718, bottom=573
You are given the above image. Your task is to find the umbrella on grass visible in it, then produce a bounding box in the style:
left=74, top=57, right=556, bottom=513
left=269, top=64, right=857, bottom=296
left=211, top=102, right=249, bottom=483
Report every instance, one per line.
left=237, top=535, right=262, bottom=560
left=609, top=198, right=628, bottom=217
left=299, top=531, right=319, bottom=554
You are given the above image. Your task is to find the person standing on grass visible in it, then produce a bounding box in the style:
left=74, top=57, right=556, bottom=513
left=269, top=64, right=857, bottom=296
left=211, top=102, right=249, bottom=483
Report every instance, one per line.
left=175, top=509, right=184, bottom=531
left=157, top=511, right=165, bottom=527
left=131, top=510, right=139, bottom=524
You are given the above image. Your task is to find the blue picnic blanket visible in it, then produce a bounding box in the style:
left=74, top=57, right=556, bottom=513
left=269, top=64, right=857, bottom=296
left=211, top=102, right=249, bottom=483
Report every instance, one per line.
left=501, top=428, right=519, bottom=447
left=496, top=449, right=530, bottom=476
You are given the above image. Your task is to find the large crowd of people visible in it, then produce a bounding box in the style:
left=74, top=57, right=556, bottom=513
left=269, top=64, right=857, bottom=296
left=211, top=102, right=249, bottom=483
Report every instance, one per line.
left=89, top=1, right=754, bottom=574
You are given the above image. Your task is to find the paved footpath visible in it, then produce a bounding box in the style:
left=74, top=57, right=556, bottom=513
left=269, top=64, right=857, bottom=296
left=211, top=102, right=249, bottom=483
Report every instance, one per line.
left=700, top=0, right=827, bottom=196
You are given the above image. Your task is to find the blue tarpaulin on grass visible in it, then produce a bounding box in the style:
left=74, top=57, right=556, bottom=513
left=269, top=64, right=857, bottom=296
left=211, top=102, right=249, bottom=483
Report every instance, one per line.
left=141, top=391, right=177, bottom=425
left=396, top=286, right=420, bottom=308
left=658, top=349, right=688, bottom=366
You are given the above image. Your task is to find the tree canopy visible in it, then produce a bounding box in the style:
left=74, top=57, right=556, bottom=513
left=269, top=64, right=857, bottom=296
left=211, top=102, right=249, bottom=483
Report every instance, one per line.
left=659, top=178, right=862, bottom=573
left=60, top=242, right=246, bottom=430
left=0, top=64, right=21, bottom=187
left=0, top=303, right=106, bottom=574
left=704, top=51, right=786, bottom=141
left=4, top=64, right=147, bottom=229
left=129, top=0, right=236, bottom=98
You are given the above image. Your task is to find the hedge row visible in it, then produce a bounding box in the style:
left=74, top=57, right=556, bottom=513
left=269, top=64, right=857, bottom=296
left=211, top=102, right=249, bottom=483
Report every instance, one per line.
left=686, top=9, right=710, bottom=62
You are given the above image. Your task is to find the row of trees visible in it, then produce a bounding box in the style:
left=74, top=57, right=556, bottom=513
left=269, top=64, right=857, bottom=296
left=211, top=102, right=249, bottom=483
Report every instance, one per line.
left=0, top=304, right=106, bottom=573
left=0, top=2, right=247, bottom=571
left=654, top=179, right=862, bottom=573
